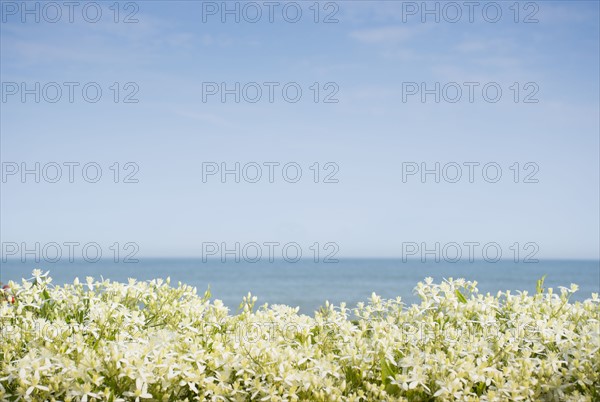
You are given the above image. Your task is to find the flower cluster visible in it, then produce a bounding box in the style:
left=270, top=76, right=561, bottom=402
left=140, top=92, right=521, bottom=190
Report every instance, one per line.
left=0, top=270, right=598, bottom=401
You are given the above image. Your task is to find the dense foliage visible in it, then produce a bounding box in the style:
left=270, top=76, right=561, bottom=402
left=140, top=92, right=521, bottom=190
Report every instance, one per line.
left=1, top=270, right=598, bottom=401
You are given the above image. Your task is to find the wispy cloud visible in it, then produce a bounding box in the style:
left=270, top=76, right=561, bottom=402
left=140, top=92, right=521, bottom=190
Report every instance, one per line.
left=454, top=38, right=514, bottom=54
left=172, top=109, right=237, bottom=129
left=349, top=26, right=425, bottom=44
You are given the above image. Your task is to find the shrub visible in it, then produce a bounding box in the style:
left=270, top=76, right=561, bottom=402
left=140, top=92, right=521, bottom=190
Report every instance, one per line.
left=0, top=270, right=598, bottom=401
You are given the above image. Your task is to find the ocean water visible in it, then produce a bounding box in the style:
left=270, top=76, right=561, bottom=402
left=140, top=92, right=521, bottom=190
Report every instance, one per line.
left=1, top=259, right=598, bottom=314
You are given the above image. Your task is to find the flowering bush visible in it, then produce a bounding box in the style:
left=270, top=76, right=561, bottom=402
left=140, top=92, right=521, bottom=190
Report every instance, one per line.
left=0, top=270, right=598, bottom=401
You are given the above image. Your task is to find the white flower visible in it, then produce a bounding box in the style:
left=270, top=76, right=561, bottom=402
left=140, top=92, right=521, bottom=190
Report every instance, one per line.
left=123, top=378, right=152, bottom=401
left=0, top=271, right=597, bottom=401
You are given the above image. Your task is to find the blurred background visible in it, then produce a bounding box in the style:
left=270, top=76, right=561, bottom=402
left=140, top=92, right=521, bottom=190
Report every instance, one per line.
left=1, top=0, right=599, bottom=312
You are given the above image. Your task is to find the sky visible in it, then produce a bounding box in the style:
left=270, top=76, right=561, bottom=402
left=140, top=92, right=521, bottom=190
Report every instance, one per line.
left=1, top=0, right=599, bottom=262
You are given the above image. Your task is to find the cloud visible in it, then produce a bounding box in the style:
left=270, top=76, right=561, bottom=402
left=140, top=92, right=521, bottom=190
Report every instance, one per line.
left=449, top=38, right=530, bottom=76
left=454, top=40, right=488, bottom=53
left=172, top=109, right=237, bottom=129
left=454, top=38, right=514, bottom=54
left=339, top=2, right=410, bottom=24
left=0, top=16, right=235, bottom=72
left=349, top=26, right=423, bottom=44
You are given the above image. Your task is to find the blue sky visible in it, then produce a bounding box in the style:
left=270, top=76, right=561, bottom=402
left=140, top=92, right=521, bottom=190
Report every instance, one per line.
left=1, top=0, right=599, bottom=260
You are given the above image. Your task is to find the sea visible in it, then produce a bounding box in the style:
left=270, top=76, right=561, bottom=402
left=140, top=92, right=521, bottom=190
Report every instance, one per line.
left=1, top=259, right=599, bottom=314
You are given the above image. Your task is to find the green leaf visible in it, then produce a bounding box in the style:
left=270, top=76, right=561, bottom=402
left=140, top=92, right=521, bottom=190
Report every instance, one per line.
left=455, top=289, right=467, bottom=303
left=203, top=285, right=212, bottom=301
left=536, top=275, right=547, bottom=295
left=380, top=357, right=396, bottom=384
left=380, top=358, right=401, bottom=396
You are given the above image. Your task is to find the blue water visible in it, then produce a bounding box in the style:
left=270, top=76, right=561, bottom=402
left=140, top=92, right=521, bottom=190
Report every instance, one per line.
left=1, top=259, right=598, bottom=314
